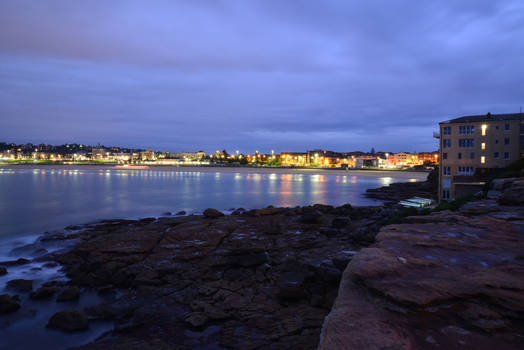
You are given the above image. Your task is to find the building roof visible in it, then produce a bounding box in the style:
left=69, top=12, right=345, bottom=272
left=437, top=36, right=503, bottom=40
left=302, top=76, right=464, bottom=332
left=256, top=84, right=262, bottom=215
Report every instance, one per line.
left=440, top=113, right=523, bottom=124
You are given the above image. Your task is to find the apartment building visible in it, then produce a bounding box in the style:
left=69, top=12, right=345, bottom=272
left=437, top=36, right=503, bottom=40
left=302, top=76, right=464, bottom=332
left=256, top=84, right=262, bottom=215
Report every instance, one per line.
left=438, top=113, right=524, bottom=201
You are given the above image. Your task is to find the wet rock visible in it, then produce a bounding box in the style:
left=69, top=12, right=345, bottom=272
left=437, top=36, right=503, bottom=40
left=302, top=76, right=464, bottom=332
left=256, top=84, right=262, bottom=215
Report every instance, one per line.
left=6, top=279, right=33, bottom=293
left=0, top=258, right=31, bottom=266
left=47, top=309, right=89, bottom=332
left=43, top=261, right=59, bottom=268
left=0, top=294, right=20, bottom=314
left=203, top=208, right=224, bottom=218
left=30, top=286, right=56, bottom=300
left=56, top=286, right=80, bottom=302
left=331, top=217, right=351, bottom=229
left=0, top=267, right=7, bottom=275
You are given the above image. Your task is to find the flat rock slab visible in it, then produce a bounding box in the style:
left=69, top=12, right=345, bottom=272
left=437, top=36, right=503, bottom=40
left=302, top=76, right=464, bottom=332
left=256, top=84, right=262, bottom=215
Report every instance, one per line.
left=54, top=204, right=390, bottom=349
left=319, top=201, right=524, bottom=350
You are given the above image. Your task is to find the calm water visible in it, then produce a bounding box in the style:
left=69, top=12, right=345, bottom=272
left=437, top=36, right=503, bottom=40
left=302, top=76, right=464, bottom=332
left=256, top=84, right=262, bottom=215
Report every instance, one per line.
left=0, top=166, right=427, bottom=240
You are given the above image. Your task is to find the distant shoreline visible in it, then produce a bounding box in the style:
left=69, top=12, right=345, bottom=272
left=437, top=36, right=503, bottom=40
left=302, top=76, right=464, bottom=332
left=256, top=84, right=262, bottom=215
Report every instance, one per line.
left=0, top=163, right=430, bottom=178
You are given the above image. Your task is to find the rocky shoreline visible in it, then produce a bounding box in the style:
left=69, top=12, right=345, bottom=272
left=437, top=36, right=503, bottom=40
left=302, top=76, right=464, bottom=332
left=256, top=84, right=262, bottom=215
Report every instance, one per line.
left=1, top=177, right=522, bottom=349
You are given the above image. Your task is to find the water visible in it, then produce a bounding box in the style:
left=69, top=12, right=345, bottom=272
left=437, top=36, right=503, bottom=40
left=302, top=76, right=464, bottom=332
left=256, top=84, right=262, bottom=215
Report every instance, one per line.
left=0, top=165, right=427, bottom=350
left=0, top=165, right=427, bottom=240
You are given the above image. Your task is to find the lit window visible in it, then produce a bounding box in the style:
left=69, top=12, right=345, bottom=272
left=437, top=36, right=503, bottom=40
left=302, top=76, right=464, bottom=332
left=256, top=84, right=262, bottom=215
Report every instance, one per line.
left=481, top=156, right=486, bottom=164
left=481, top=143, right=485, bottom=150
left=481, top=124, right=487, bottom=136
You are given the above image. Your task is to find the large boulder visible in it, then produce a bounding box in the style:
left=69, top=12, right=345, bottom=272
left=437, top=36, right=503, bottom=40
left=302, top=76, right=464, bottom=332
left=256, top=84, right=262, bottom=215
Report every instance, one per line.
left=6, top=279, right=33, bottom=293
left=47, top=309, right=89, bottom=332
left=30, top=286, right=56, bottom=300
left=203, top=208, right=224, bottom=218
left=499, top=179, right=524, bottom=206
left=0, top=294, right=20, bottom=314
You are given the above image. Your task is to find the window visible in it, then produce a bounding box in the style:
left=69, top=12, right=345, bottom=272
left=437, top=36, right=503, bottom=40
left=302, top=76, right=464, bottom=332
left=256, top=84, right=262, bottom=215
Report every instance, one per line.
left=481, top=143, right=486, bottom=150
left=443, top=166, right=451, bottom=175
left=443, top=126, right=451, bottom=135
left=458, top=166, right=475, bottom=175
left=442, top=189, right=450, bottom=199
left=504, top=138, right=510, bottom=145
left=458, top=152, right=462, bottom=159
left=495, top=139, right=499, bottom=144
left=496, top=126, right=499, bottom=130
left=470, top=152, right=475, bottom=159
left=481, top=124, right=487, bottom=136
left=504, top=152, right=510, bottom=160
left=494, top=152, right=499, bottom=159
left=443, top=139, right=451, bottom=148
left=505, top=123, right=510, bottom=131
left=481, top=156, right=486, bottom=164
left=459, top=125, right=475, bottom=135
left=458, top=139, right=474, bottom=148
left=442, top=178, right=451, bottom=188
left=443, top=153, right=448, bottom=160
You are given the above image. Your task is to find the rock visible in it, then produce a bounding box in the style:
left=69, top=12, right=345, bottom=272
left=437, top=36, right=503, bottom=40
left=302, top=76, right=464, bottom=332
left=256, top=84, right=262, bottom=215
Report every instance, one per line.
left=185, top=312, right=209, bottom=327
left=299, top=211, right=324, bottom=224
left=320, top=199, right=524, bottom=349
left=47, top=309, right=89, bottom=332
left=0, top=294, right=20, bottom=314
left=0, top=267, right=7, bottom=275
left=30, top=286, right=56, bottom=300
left=0, top=258, right=31, bottom=266
left=43, top=262, right=59, bottom=268
left=331, top=217, right=351, bottom=229
left=162, top=211, right=172, bottom=216
left=6, top=279, right=33, bottom=293
left=277, top=272, right=308, bottom=300
left=56, top=286, right=80, bottom=302
left=486, top=190, right=502, bottom=199
left=176, top=210, right=186, bottom=215
left=203, top=208, right=224, bottom=218
left=499, top=179, right=524, bottom=206
left=232, top=208, right=245, bottom=215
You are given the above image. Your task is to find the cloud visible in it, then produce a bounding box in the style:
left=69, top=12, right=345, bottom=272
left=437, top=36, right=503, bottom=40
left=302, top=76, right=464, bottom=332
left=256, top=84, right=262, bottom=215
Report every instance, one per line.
left=1, top=1, right=523, bottom=152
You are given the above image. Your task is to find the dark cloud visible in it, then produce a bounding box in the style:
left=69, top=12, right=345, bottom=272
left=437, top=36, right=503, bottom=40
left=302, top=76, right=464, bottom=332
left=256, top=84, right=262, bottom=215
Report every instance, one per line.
left=1, top=0, right=523, bottom=153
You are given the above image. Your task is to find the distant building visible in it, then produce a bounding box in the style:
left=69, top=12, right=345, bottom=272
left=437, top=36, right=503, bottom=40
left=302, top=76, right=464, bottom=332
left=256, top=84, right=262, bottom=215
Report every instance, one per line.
left=438, top=113, right=524, bottom=201
left=280, top=152, right=308, bottom=167
left=140, top=148, right=156, bottom=161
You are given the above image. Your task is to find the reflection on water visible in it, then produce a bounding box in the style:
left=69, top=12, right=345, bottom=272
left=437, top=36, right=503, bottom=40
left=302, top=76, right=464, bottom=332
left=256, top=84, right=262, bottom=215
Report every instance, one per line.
left=0, top=168, right=427, bottom=239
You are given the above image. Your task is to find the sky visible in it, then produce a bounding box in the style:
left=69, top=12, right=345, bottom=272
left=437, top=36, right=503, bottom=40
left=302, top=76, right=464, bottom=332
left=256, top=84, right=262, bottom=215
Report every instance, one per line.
left=1, top=1, right=523, bottom=153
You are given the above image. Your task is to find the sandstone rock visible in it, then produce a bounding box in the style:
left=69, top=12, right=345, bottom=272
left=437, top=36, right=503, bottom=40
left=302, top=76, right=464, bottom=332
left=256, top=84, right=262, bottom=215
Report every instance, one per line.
left=30, top=286, right=56, bottom=300
left=203, top=208, right=224, bottom=218
left=0, top=294, right=20, bottom=314
left=6, top=279, right=33, bottom=293
left=0, top=267, right=7, bottom=275
left=56, top=286, right=80, bottom=302
left=499, top=182, right=524, bottom=206
left=47, top=309, right=89, bottom=332
left=277, top=272, right=308, bottom=300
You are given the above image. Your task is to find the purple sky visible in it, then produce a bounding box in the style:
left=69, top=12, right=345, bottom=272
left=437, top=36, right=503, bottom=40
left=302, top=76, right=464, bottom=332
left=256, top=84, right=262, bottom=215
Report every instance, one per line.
left=1, top=1, right=523, bottom=153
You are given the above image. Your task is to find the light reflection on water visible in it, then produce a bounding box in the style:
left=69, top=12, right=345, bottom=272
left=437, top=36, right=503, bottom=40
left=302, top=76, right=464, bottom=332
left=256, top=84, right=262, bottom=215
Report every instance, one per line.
left=0, top=168, right=427, bottom=239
